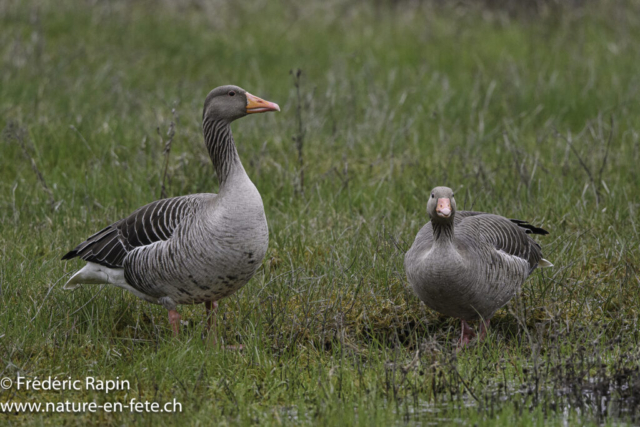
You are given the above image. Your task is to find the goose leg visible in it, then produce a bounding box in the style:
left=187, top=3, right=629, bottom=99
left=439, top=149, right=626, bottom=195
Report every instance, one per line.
left=168, top=310, right=181, bottom=337
left=159, top=297, right=181, bottom=337
left=478, top=318, right=491, bottom=342
left=459, top=320, right=476, bottom=347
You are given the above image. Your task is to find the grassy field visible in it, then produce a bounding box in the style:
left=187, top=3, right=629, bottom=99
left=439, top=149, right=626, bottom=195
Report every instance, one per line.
left=2, top=0, right=640, bottom=425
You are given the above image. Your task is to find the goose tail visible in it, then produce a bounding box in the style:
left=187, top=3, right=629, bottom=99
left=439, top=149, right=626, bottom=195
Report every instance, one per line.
left=63, top=262, right=126, bottom=289
left=538, top=258, right=554, bottom=268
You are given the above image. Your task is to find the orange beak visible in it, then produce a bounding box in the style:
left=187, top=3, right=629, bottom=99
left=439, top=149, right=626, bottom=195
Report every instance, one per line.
left=246, top=92, right=280, bottom=114
left=436, top=198, right=452, bottom=218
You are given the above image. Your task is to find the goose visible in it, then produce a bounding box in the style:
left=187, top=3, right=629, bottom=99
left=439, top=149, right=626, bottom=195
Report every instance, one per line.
left=404, top=186, right=552, bottom=346
left=62, top=85, right=280, bottom=339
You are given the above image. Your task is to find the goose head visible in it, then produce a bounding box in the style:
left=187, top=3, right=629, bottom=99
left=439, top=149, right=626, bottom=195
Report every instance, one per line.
left=203, top=85, right=280, bottom=123
left=427, top=186, right=456, bottom=223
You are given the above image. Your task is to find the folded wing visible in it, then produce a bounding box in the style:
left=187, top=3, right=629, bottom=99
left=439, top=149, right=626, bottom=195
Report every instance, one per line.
left=459, top=214, right=544, bottom=273
left=62, top=195, right=211, bottom=268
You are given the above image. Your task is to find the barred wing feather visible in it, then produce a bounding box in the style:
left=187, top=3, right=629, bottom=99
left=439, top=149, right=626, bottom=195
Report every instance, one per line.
left=62, top=195, right=210, bottom=268
left=459, top=214, right=543, bottom=273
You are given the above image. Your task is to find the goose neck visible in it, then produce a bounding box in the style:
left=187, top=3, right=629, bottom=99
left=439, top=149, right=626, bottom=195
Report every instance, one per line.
left=431, top=220, right=455, bottom=246
left=203, top=118, right=244, bottom=188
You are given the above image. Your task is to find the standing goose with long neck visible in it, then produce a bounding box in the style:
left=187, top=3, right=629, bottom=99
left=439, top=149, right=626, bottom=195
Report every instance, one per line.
left=62, top=85, right=280, bottom=338
left=405, top=187, right=553, bottom=346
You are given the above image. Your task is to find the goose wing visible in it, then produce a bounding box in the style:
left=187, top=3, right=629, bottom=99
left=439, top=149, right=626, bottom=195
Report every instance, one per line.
left=509, top=219, right=549, bottom=235
left=458, top=214, right=544, bottom=272
left=62, top=194, right=213, bottom=268
left=459, top=212, right=549, bottom=235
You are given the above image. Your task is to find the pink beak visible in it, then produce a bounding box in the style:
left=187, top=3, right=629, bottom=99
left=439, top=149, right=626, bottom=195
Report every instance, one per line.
left=436, top=198, right=452, bottom=218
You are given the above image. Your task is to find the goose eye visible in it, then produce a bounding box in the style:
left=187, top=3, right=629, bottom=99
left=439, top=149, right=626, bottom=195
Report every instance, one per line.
left=451, top=194, right=454, bottom=198
left=431, top=194, right=434, bottom=198
left=228, top=91, right=236, bottom=97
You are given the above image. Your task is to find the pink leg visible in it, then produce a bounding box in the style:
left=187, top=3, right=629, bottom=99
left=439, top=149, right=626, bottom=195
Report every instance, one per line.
left=168, top=310, right=181, bottom=337
left=478, top=318, right=491, bottom=341
left=458, top=319, right=476, bottom=347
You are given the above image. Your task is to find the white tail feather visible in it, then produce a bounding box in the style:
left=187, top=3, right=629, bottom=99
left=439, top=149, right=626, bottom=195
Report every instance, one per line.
left=64, top=262, right=127, bottom=289
left=538, top=258, right=554, bottom=268
left=63, top=262, right=159, bottom=305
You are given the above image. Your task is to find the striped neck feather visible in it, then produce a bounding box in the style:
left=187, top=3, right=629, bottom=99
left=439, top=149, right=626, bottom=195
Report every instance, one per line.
left=203, top=118, right=241, bottom=187
left=432, top=219, right=455, bottom=243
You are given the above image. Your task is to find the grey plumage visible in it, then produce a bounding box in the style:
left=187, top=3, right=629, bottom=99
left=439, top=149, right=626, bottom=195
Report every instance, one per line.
left=404, top=187, right=552, bottom=323
left=62, top=85, right=280, bottom=332
left=62, top=196, right=197, bottom=268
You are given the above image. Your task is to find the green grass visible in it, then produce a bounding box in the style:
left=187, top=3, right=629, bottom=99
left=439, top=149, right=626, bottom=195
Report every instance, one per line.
left=2, top=0, right=640, bottom=425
